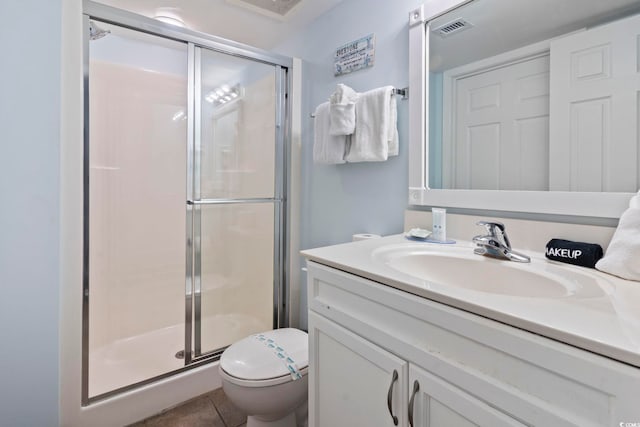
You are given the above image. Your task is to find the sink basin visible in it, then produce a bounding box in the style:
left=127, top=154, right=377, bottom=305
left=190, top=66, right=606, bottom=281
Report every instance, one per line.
left=372, top=243, right=609, bottom=299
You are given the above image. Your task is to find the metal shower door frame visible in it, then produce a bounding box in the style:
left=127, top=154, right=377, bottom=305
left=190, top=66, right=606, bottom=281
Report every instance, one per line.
left=187, top=46, right=289, bottom=363
left=82, top=0, right=292, bottom=404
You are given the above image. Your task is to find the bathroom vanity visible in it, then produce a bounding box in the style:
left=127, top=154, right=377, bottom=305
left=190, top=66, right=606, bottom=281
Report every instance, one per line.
left=302, top=235, right=640, bottom=427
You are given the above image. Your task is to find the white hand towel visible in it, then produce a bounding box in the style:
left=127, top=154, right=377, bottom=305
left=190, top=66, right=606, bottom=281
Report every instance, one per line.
left=329, top=84, right=359, bottom=136
left=596, top=197, right=640, bottom=281
left=345, top=86, right=398, bottom=162
left=313, top=102, right=348, bottom=164
left=330, top=83, right=359, bottom=105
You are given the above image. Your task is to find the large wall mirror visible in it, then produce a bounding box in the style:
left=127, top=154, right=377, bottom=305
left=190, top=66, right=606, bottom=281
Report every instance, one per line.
left=408, top=0, right=640, bottom=218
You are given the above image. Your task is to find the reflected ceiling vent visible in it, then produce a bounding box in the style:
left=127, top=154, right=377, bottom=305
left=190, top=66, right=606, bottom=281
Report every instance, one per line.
left=226, top=0, right=304, bottom=21
left=432, top=18, right=474, bottom=38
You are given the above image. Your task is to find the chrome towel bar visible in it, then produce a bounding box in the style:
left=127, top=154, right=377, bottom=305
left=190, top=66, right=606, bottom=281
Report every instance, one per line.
left=310, top=86, right=408, bottom=118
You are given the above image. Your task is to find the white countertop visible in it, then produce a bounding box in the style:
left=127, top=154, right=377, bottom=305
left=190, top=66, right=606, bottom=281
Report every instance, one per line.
left=301, top=234, right=640, bottom=368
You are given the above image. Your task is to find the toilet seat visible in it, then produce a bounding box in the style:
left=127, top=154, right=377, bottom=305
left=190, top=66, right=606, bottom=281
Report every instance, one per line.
left=220, top=328, right=308, bottom=388
left=220, top=365, right=309, bottom=388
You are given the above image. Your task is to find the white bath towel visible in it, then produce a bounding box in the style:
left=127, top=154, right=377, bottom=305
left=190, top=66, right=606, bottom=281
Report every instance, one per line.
left=329, top=84, right=359, bottom=136
left=388, top=93, right=399, bottom=156
left=313, top=102, right=348, bottom=164
left=596, top=191, right=640, bottom=281
left=345, top=86, right=399, bottom=162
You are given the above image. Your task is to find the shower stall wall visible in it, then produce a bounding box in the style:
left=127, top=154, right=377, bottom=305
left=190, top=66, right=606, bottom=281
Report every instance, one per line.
left=83, top=2, right=291, bottom=404
left=88, top=28, right=188, bottom=397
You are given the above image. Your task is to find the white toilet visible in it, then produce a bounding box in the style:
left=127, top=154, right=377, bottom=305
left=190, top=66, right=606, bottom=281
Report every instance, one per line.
left=219, top=328, right=309, bottom=427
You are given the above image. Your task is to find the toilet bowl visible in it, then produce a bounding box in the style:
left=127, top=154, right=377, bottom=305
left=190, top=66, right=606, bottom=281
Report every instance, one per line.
left=219, top=328, right=308, bottom=427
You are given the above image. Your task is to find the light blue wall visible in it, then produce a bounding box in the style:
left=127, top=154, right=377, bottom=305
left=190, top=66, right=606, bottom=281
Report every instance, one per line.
left=0, top=1, right=61, bottom=425
left=276, top=0, right=423, bottom=329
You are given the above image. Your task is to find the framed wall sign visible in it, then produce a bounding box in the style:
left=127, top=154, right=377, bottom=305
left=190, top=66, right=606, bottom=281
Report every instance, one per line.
left=334, top=33, right=375, bottom=76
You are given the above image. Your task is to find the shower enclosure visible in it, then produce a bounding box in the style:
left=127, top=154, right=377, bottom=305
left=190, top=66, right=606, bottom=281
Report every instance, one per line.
left=83, top=2, right=291, bottom=403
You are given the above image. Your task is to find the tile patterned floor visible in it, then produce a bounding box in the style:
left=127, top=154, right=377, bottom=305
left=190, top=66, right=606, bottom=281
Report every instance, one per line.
left=128, top=388, right=247, bottom=427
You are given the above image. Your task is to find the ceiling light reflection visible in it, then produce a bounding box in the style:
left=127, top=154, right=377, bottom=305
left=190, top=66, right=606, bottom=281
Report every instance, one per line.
left=204, top=84, right=243, bottom=107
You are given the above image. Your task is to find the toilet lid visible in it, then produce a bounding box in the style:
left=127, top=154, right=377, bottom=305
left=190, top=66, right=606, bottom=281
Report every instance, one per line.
left=220, top=328, right=308, bottom=381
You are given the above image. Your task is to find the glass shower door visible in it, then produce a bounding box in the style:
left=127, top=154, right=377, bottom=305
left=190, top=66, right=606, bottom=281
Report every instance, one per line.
left=85, top=21, right=188, bottom=399
left=188, top=46, right=286, bottom=359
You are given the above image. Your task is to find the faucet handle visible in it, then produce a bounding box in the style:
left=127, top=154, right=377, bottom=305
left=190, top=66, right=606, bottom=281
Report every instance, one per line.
left=476, top=220, right=505, bottom=233
left=476, top=221, right=511, bottom=248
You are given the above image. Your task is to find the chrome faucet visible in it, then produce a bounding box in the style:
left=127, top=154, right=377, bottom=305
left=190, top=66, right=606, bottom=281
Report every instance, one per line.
left=472, top=221, right=531, bottom=263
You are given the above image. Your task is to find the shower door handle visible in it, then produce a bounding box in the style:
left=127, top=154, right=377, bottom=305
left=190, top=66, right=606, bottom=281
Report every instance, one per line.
left=187, top=198, right=280, bottom=205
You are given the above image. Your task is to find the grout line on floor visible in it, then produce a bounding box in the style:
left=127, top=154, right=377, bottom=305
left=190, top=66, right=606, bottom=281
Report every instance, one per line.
left=209, top=395, right=230, bottom=427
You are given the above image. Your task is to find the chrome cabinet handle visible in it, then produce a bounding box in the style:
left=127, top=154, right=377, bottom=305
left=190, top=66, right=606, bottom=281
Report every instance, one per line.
left=408, top=380, right=420, bottom=427
left=386, top=370, right=399, bottom=425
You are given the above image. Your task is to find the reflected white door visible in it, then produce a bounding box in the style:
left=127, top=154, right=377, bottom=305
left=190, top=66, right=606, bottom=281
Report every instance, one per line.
left=190, top=46, right=286, bottom=359
left=549, top=13, right=640, bottom=192
left=449, top=55, right=550, bottom=190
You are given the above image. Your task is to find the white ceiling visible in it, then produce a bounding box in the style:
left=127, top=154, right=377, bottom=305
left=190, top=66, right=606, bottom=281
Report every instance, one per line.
left=430, top=0, right=640, bottom=71
left=226, top=0, right=304, bottom=19
left=95, top=0, right=345, bottom=50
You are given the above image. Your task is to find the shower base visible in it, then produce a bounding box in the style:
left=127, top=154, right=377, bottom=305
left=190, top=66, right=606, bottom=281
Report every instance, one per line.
left=89, top=313, right=266, bottom=397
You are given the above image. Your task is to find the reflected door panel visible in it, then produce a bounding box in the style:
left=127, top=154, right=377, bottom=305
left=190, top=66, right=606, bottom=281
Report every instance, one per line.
left=550, top=13, right=640, bottom=192
left=449, top=55, right=549, bottom=190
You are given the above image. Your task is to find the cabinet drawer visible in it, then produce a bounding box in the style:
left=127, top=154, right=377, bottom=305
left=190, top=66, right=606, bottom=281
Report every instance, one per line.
left=307, top=261, right=640, bottom=426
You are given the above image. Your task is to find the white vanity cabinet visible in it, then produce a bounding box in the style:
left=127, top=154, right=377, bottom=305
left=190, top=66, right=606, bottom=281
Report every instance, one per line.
left=306, top=260, right=640, bottom=427
left=309, top=312, right=408, bottom=427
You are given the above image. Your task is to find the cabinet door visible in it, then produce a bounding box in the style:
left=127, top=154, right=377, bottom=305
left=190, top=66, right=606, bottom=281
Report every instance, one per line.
left=408, top=365, right=525, bottom=427
left=308, top=312, right=408, bottom=427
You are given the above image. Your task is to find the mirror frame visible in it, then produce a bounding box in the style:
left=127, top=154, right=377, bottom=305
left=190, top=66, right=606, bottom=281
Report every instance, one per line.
left=407, top=1, right=634, bottom=219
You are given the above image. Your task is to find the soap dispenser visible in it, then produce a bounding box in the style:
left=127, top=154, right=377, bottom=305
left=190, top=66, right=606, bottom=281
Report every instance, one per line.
left=431, top=208, right=447, bottom=242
